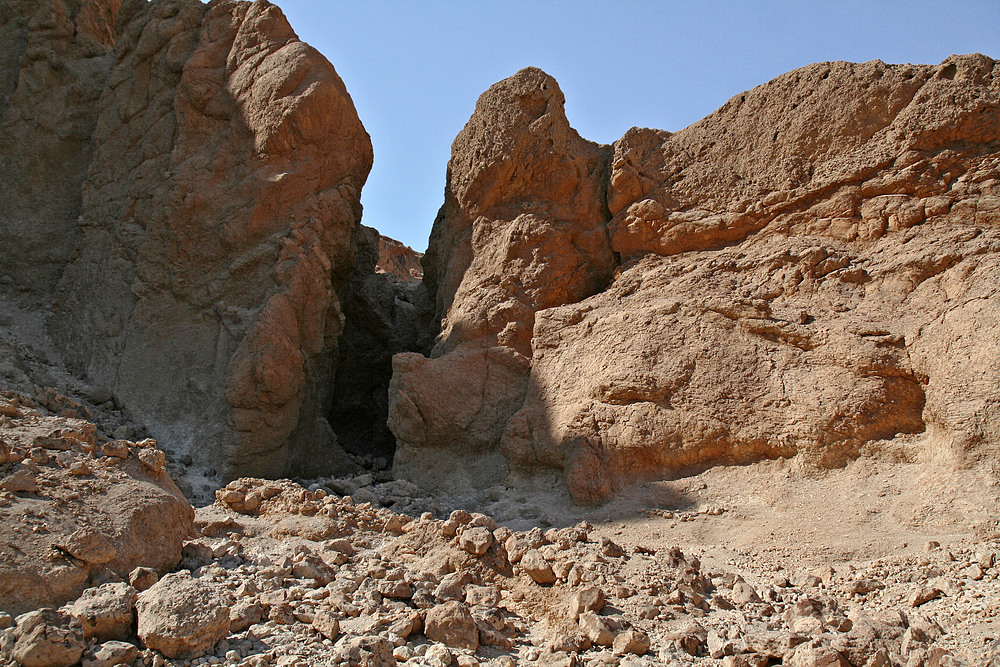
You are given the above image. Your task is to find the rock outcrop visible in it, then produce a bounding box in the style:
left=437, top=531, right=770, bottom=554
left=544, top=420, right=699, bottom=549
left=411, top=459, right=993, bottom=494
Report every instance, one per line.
left=0, top=0, right=373, bottom=480
left=376, top=235, right=424, bottom=283
left=391, top=55, right=1000, bottom=502
left=0, top=396, right=193, bottom=615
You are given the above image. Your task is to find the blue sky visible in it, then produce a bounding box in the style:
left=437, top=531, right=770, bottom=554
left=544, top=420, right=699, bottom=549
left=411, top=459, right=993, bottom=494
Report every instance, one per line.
left=279, top=1, right=1000, bottom=252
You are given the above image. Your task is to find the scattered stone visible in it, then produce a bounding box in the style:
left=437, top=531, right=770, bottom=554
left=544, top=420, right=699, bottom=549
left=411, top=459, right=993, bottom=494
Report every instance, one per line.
left=70, top=583, right=137, bottom=641
left=909, top=587, right=943, bottom=607
left=612, top=629, right=650, bottom=656
left=458, top=526, right=494, bottom=555
left=59, top=529, right=117, bottom=565
left=128, top=567, right=159, bottom=592
left=100, top=441, right=130, bottom=459
left=81, top=640, right=140, bottom=667
left=0, top=466, right=39, bottom=493
left=521, top=549, right=557, bottom=585
left=312, top=610, right=340, bottom=641
left=578, top=612, right=617, bottom=647
left=567, top=586, right=606, bottom=619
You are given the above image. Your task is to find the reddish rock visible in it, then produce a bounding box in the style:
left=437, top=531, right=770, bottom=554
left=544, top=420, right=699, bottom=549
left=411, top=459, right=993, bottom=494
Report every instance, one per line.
left=377, top=235, right=424, bottom=283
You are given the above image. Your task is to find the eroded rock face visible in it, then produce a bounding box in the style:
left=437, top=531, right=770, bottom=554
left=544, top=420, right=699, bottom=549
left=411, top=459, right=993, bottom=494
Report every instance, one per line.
left=392, top=55, right=1000, bottom=502
left=0, top=0, right=121, bottom=299
left=376, top=235, right=424, bottom=283
left=390, top=68, right=616, bottom=493
left=0, top=0, right=372, bottom=480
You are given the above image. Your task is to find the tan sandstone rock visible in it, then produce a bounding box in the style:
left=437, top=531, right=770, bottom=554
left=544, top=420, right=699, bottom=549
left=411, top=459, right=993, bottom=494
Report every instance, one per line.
left=1, top=0, right=372, bottom=481
left=391, top=55, right=1000, bottom=503
left=11, top=609, right=85, bottom=667
left=0, top=410, right=192, bottom=615
left=136, top=571, right=230, bottom=659
left=70, top=583, right=137, bottom=641
left=424, top=600, right=480, bottom=651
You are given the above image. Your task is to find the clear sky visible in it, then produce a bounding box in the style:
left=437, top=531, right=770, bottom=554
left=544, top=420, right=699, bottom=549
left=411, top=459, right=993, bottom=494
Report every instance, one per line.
left=278, top=1, right=1000, bottom=252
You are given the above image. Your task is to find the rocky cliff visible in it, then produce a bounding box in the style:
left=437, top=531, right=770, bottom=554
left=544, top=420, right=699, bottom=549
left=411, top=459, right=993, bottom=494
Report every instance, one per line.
left=377, top=235, right=424, bottom=283
left=390, top=56, right=1000, bottom=503
left=0, top=0, right=373, bottom=480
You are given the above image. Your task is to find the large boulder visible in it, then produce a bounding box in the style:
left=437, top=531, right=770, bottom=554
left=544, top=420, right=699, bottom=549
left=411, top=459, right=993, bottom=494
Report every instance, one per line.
left=0, top=409, right=193, bottom=614
left=136, top=571, right=230, bottom=659
left=10, top=609, right=86, bottom=667
left=391, top=55, right=1000, bottom=502
left=0, top=0, right=372, bottom=480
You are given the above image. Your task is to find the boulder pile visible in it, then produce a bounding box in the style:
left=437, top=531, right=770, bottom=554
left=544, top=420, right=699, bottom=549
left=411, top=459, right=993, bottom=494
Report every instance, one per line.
left=0, top=392, right=192, bottom=616
left=3, top=475, right=997, bottom=666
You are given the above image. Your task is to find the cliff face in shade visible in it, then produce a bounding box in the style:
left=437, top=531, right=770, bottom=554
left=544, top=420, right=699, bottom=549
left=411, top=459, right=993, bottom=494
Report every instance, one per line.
left=0, top=0, right=122, bottom=297
left=0, top=0, right=372, bottom=480
left=330, top=226, right=426, bottom=461
left=390, top=55, right=1000, bottom=502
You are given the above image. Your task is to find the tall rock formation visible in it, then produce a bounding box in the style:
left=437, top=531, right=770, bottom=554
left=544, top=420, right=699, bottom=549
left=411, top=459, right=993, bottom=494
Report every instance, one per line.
left=390, top=55, right=1000, bottom=502
left=0, top=0, right=373, bottom=480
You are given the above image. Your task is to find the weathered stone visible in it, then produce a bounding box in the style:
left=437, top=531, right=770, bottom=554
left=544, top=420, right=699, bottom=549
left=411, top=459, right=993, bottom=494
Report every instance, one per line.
left=81, top=640, right=140, bottom=667
left=567, top=586, right=605, bottom=619
left=521, top=549, right=556, bottom=585
left=458, top=526, right=494, bottom=556
left=0, top=414, right=192, bottom=615
left=434, top=571, right=474, bottom=601
left=910, top=586, right=943, bottom=607
left=612, top=629, right=650, bottom=656
left=229, top=600, right=265, bottom=633
left=70, top=583, right=137, bottom=641
left=11, top=609, right=85, bottom=667
left=0, top=466, right=38, bottom=493
left=127, top=568, right=158, bottom=592
left=785, top=646, right=851, bottom=667
left=60, top=529, right=117, bottom=565
left=135, top=572, right=230, bottom=659
left=424, top=601, right=479, bottom=651
left=578, top=612, right=616, bottom=647
left=312, top=610, right=340, bottom=641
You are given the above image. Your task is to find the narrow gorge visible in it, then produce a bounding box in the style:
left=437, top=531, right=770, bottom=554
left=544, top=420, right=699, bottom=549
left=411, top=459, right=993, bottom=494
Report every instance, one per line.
left=1, top=1, right=999, bottom=666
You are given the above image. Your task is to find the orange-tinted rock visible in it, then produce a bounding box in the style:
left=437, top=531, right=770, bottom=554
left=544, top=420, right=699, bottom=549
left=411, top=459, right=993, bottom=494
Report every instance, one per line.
left=0, top=0, right=372, bottom=479
left=377, top=235, right=423, bottom=283
left=393, top=55, right=1000, bottom=503
left=422, top=67, right=616, bottom=358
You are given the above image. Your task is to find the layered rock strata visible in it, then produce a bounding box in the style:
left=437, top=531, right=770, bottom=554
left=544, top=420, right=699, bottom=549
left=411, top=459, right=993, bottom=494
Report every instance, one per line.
left=391, top=56, right=1000, bottom=502
left=0, top=0, right=373, bottom=480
